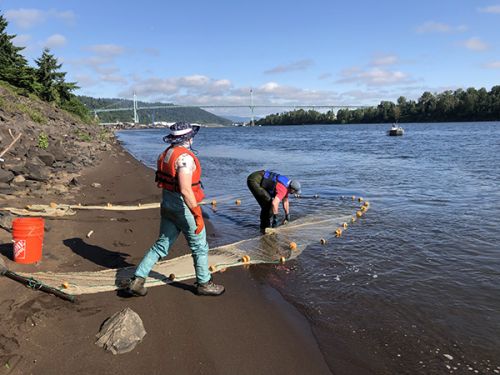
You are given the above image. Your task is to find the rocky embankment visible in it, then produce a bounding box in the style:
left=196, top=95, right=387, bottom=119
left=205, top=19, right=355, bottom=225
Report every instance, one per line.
left=0, top=85, right=114, bottom=205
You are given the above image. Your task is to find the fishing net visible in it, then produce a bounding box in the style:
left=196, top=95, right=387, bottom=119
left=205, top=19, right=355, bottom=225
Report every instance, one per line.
left=18, top=197, right=369, bottom=296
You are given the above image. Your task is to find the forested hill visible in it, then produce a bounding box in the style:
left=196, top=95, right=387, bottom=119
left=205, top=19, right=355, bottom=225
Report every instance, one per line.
left=79, top=96, right=232, bottom=125
left=256, top=86, right=500, bottom=125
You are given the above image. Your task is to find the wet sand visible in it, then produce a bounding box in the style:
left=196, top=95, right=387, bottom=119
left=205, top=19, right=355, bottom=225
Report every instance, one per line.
left=0, top=145, right=332, bottom=375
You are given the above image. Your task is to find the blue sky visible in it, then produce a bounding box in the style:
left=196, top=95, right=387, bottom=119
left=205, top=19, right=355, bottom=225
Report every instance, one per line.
left=1, top=0, right=500, bottom=116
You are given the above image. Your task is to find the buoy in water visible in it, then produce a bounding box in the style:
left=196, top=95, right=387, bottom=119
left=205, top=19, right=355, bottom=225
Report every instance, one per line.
left=335, top=228, right=342, bottom=237
left=360, top=206, right=367, bottom=212
left=211, top=199, right=217, bottom=206
left=356, top=210, right=363, bottom=217
left=351, top=196, right=356, bottom=201
left=235, top=199, right=241, bottom=205
left=289, top=242, right=298, bottom=251
left=363, top=201, right=370, bottom=207
left=320, top=238, right=327, bottom=245
left=358, top=197, right=363, bottom=202
left=351, top=217, right=356, bottom=223
left=342, top=222, right=348, bottom=229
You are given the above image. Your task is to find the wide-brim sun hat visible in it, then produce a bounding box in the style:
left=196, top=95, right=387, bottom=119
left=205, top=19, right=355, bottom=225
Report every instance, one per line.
left=163, top=122, right=200, bottom=144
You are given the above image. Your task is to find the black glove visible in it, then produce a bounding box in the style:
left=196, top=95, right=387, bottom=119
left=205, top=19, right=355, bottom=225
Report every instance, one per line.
left=271, top=215, right=278, bottom=228
left=282, top=213, right=290, bottom=225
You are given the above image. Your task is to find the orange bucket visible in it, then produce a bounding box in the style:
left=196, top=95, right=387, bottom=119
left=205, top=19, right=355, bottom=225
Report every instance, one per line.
left=12, top=217, right=45, bottom=264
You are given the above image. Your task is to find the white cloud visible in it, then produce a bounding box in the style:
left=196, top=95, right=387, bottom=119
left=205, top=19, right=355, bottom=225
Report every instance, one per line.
left=264, top=59, right=314, bottom=74
left=12, top=34, right=31, bottom=47
left=43, top=34, right=67, bottom=49
left=115, top=75, right=351, bottom=110
left=85, top=44, right=126, bottom=57
left=461, top=37, right=489, bottom=51
left=121, top=75, right=235, bottom=98
left=337, top=67, right=412, bottom=86
left=100, top=75, right=128, bottom=84
left=416, top=21, right=467, bottom=34
left=371, top=54, right=399, bottom=66
left=484, top=61, right=500, bottom=69
left=74, top=74, right=98, bottom=87
left=5, top=8, right=75, bottom=29
left=478, top=5, right=500, bottom=14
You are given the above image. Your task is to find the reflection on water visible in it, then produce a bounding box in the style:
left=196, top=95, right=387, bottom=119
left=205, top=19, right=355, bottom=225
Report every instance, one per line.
left=118, top=122, right=500, bottom=374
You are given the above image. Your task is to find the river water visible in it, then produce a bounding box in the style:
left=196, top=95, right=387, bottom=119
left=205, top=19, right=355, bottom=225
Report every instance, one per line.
left=117, top=122, right=500, bottom=374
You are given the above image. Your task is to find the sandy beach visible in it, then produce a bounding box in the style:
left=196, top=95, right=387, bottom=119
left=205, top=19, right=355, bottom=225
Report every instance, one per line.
left=0, top=144, right=332, bottom=375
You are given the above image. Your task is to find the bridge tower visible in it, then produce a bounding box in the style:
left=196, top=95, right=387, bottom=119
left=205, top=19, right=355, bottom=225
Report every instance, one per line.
left=250, top=89, right=255, bottom=126
left=133, top=92, right=139, bottom=124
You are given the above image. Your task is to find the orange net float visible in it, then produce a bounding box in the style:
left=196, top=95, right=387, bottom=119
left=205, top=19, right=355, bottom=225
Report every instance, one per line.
left=211, top=199, right=217, bottom=206
left=241, top=255, right=251, bottom=263
left=358, top=197, right=364, bottom=203
left=356, top=210, right=363, bottom=218
left=209, top=265, right=216, bottom=272
left=351, top=217, right=356, bottom=223
left=320, top=238, right=327, bottom=245
left=235, top=199, right=241, bottom=205
left=289, top=242, right=298, bottom=251
left=342, top=222, right=348, bottom=229
left=335, top=228, right=343, bottom=237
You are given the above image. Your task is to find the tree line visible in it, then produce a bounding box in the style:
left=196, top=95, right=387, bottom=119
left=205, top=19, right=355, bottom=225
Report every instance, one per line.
left=256, top=87, right=500, bottom=126
left=0, top=12, right=91, bottom=121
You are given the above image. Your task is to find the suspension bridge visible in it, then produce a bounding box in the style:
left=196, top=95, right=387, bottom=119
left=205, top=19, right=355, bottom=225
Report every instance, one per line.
left=93, top=93, right=365, bottom=125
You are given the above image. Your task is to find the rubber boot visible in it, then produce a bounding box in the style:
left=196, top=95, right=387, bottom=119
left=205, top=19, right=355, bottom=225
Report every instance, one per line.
left=127, top=276, right=148, bottom=297
left=196, top=279, right=225, bottom=296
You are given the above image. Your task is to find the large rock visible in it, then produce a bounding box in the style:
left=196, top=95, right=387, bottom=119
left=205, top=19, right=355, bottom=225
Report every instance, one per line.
left=0, top=182, right=11, bottom=193
left=36, top=151, right=55, bottom=166
left=95, top=308, right=146, bottom=355
left=47, top=143, right=68, bottom=162
left=0, top=213, right=13, bottom=232
left=24, top=163, right=50, bottom=182
left=0, top=169, right=14, bottom=183
left=3, top=160, right=25, bottom=175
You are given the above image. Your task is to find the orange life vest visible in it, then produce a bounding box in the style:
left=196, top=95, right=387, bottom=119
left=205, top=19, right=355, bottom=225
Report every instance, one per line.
left=155, top=146, right=205, bottom=202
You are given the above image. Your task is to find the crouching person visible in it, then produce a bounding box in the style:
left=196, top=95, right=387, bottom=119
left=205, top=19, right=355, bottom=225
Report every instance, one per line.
left=127, top=122, right=224, bottom=297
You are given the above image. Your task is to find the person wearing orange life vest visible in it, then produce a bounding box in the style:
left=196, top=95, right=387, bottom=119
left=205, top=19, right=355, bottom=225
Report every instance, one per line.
left=127, top=122, right=224, bottom=297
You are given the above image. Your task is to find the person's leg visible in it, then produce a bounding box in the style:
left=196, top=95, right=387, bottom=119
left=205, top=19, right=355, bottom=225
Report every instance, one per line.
left=174, top=201, right=224, bottom=295
left=128, top=212, right=180, bottom=296
left=247, top=172, right=272, bottom=231
left=134, top=214, right=180, bottom=279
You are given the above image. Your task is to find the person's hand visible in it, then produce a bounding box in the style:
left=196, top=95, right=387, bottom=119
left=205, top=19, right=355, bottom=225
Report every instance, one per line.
left=271, top=215, right=278, bottom=228
left=282, top=214, right=290, bottom=225
left=190, top=206, right=205, bottom=234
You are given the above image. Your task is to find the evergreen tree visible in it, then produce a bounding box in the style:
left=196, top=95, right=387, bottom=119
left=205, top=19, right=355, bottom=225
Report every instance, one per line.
left=0, top=12, right=36, bottom=91
left=35, top=48, right=78, bottom=103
